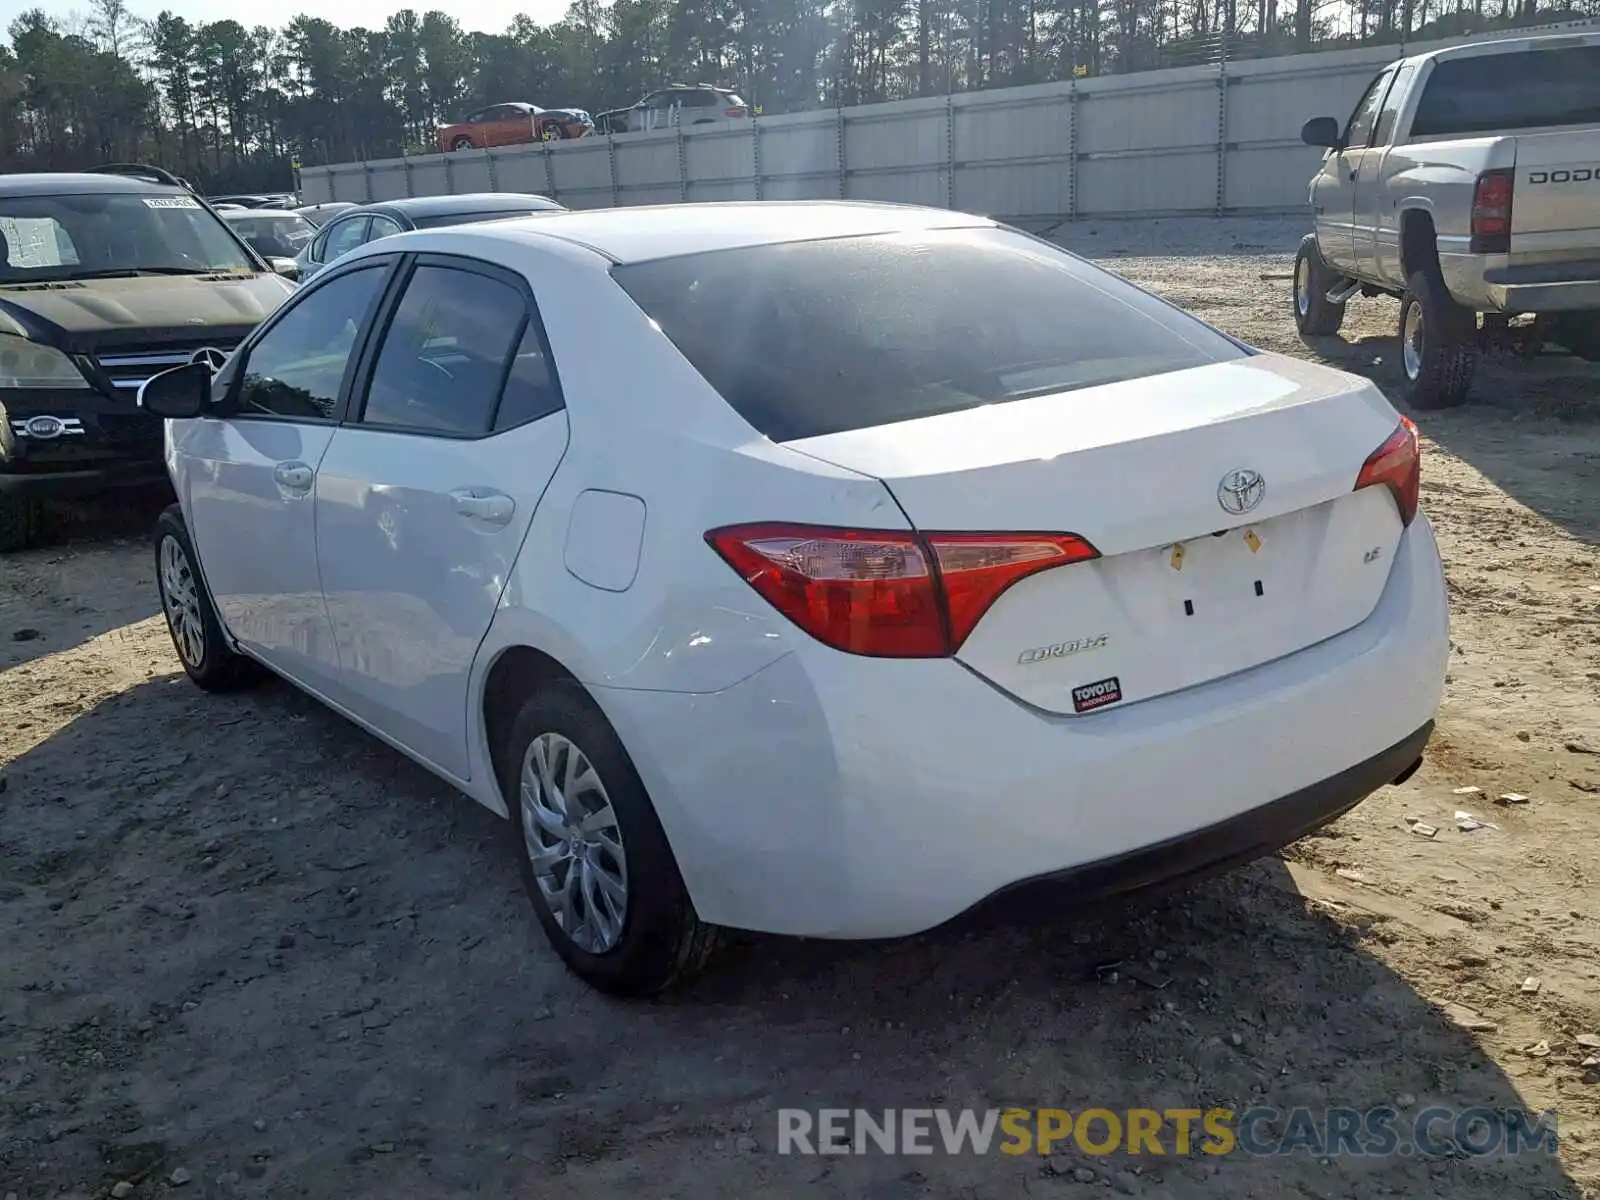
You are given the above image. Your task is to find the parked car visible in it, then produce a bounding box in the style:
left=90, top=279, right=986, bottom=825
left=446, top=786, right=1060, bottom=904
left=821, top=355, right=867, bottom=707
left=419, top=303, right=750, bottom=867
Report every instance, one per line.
left=294, top=201, right=360, bottom=228
left=594, top=84, right=753, bottom=134
left=209, top=193, right=298, bottom=210
left=141, top=200, right=1449, bottom=997
left=437, top=103, right=594, bottom=152
left=221, top=208, right=318, bottom=279
left=292, top=193, right=564, bottom=281
left=1294, top=30, right=1600, bottom=409
left=0, top=163, right=296, bottom=551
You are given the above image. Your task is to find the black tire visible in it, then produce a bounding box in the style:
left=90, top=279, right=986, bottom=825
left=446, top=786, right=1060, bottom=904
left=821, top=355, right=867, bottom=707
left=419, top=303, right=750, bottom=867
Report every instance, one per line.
left=0, top=494, right=39, bottom=553
left=1292, top=233, right=1347, bottom=336
left=450, top=136, right=474, bottom=152
left=1399, top=268, right=1478, bottom=410
left=498, top=680, right=719, bottom=997
left=153, top=505, right=262, bottom=692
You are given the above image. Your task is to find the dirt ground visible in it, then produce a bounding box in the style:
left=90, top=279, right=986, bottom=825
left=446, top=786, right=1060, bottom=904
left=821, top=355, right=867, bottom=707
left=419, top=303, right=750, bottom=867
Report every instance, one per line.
left=2, top=215, right=1598, bottom=1200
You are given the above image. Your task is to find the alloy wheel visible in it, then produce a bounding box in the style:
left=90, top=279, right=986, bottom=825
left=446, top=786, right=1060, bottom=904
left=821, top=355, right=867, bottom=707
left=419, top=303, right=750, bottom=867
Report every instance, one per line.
left=158, top=535, right=205, bottom=668
left=1402, top=297, right=1425, bottom=381
left=520, top=732, right=630, bottom=954
left=1295, top=255, right=1311, bottom=318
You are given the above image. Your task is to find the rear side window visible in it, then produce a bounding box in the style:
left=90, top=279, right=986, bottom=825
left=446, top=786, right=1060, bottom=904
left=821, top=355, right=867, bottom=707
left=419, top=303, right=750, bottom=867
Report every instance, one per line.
left=611, top=227, right=1246, bottom=443
left=1410, top=46, right=1600, bottom=138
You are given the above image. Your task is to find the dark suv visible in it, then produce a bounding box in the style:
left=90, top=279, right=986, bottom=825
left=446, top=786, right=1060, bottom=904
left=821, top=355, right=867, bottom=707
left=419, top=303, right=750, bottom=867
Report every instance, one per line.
left=0, top=165, right=296, bottom=550
left=594, top=84, right=753, bottom=134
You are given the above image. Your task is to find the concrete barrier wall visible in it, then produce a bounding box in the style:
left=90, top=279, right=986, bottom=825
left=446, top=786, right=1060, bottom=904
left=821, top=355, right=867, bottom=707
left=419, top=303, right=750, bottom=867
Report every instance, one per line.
left=297, top=19, right=1597, bottom=220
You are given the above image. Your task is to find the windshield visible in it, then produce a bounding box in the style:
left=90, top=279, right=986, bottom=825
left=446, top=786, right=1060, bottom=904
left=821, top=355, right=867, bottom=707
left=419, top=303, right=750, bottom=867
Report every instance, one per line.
left=0, top=191, right=258, bottom=283
left=226, top=213, right=317, bottom=258
left=612, top=226, right=1246, bottom=442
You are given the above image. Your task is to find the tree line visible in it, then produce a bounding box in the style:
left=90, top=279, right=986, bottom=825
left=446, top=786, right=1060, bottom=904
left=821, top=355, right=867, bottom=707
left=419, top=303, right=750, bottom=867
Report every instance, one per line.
left=1, top=0, right=1592, bottom=192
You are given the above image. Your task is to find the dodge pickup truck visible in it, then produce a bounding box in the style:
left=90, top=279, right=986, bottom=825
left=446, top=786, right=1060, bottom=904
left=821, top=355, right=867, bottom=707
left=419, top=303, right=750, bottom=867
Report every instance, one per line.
left=1293, top=30, right=1600, bottom=408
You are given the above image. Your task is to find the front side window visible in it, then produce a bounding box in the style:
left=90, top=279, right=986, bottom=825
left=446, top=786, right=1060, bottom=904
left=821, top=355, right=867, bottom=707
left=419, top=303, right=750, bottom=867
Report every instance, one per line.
left=613, top=226, right=1247, bottom=443
left=1372, top=64, right=1416, bottom=146
left=1344, top=69, right=1393, bottom=149
left=358, top=264, right=528, bottom=435
left=235, top=266, right=387, bottom=420
left=0, top=191, right=256, bottom=282
left=322, top=216, right=371, bottom=263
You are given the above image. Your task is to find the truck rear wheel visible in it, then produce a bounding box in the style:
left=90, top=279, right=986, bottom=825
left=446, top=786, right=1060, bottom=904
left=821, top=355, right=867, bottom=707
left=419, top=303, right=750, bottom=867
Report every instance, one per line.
left=1293, top=234, right=1347, bottom=337
left=1399, top=269, right=1478, bottom=410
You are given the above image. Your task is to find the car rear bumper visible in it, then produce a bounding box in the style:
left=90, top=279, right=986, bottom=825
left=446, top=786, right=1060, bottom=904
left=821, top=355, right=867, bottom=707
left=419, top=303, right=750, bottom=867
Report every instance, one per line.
left=1444, top=250, right=1600, bottom=313
left=595, top=515, right=1450, bottom=939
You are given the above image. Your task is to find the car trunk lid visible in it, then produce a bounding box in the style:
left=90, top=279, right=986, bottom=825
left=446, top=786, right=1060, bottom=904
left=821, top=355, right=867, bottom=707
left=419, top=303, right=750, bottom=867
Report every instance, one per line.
left=783, top=354, right=1413, bottom=716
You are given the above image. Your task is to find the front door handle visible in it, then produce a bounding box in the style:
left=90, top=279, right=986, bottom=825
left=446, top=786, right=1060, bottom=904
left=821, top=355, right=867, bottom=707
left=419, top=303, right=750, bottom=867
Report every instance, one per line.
left=451, top=488, right=514, bottom=527
left=274, top=462, right=314, bottom=492
left=1348, top=168, right=1359, bottom=181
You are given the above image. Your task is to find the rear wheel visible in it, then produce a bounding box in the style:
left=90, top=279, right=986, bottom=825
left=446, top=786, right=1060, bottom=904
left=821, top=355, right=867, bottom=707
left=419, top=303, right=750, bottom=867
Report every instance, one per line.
left=0, top=494, right=39, bottom=553
left=450, top=135, right=475, bottom=152
left=499, top=681, right=719, bottom=997
left=1399, top=269, right=1478, bottom=410
left=154, top=505, right=261, bottom=691
left=1292, top=234, right=1347, bottom=337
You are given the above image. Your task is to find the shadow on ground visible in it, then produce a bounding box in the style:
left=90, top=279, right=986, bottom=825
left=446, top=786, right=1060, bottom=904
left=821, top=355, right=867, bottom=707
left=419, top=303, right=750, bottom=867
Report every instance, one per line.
left=1302, top=330, right=1600, bottom=547
left=0, top=673, right=1577, bottom=1197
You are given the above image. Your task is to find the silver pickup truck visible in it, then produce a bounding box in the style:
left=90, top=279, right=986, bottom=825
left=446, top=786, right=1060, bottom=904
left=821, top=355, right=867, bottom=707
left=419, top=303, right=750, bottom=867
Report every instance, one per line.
left=1293, top=30, right=1600, bottom=408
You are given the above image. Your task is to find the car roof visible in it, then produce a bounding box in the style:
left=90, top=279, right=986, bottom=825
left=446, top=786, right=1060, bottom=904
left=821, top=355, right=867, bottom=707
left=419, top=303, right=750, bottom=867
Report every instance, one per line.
left=368, top=193, right=563, bottom=218
left=1408, top=28, right=1600, bottom=65
left=430, top=200, right=994, bottom=265
left=0, top=172, right=186, bottom=197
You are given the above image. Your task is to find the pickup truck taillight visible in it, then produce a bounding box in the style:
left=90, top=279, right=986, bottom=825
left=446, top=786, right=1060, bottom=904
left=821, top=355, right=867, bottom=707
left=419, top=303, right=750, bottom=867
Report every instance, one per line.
left=1470, top=169, right=1514, bottom=254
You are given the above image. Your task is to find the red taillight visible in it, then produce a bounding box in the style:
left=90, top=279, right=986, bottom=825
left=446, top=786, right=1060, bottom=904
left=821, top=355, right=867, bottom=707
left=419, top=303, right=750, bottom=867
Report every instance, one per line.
left=705, top=523, right=1098, bottom=657
left=1471, top=169, right=1514, bottom=250
left=1354, top=417, right=1421, bottom=527
left=724, top=107, right=749, bottom=117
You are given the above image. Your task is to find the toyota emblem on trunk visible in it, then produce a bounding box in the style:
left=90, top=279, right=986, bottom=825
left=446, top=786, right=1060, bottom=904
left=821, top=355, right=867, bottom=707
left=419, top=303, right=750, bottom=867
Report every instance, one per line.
left=1217, top=468, right=1265, bottom=515
left=190, top=346, right=229, bottom=370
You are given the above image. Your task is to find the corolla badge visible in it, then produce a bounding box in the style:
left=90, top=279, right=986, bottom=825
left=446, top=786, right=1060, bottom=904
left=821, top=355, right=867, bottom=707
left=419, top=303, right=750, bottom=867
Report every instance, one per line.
left=1217, top=468, right=1265, bottom=515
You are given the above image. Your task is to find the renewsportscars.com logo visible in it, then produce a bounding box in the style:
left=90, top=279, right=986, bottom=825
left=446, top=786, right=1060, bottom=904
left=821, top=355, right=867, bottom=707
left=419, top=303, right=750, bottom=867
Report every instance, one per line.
left=776, top=1106, right=1559, bottom=1158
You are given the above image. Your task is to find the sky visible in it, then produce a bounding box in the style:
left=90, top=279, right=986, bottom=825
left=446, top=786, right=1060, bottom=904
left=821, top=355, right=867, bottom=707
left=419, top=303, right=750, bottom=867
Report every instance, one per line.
left=1, top=0, right=571, bottom=39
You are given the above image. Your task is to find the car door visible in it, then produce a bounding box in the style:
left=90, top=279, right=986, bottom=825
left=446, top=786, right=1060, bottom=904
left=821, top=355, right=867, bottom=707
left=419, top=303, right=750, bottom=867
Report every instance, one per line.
left=1310, top=67, right=1392, bottom=275
left=312, top=253, right=570, bottom=778
left=1353, top=63, right=1417, bottom=286
left=486, top=104, right=533, bottom=147
left=177, top=259, right=394, bottom=693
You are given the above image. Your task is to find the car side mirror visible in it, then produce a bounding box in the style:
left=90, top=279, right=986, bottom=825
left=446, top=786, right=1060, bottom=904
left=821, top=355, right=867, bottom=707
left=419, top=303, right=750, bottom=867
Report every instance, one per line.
left=269, top=257, right=301, bottom=281
left=138, top=361, right=212, bottom=419
left=1301, top=116, right=1343, bottom=150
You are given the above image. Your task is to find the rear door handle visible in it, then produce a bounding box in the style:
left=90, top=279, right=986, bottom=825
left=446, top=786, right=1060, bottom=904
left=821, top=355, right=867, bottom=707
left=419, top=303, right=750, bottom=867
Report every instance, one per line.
left=451, top=488, right=515, bottom=527
left=274, top=462, right=314, bottom=492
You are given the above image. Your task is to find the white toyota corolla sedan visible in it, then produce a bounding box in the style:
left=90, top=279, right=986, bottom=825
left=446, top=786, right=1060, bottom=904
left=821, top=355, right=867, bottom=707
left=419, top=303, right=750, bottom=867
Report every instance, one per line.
left=139, top=201, right=1450, bottom=996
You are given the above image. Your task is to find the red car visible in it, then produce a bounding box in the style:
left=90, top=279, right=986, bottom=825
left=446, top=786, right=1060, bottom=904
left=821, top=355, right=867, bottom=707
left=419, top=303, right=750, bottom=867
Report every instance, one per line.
left=438, top=103, right=595, bottom=152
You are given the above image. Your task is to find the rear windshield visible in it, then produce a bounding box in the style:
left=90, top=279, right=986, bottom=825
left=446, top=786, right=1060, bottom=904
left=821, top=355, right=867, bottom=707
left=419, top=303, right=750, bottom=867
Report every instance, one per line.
left=1410, top=46, right=1600, bottom=138
left=0, top=191, right=256, bottom=282
left=226, top=213, right=316, bottom=257
left=611, top=227, right=1246, bottom=442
